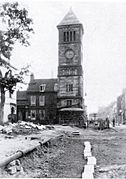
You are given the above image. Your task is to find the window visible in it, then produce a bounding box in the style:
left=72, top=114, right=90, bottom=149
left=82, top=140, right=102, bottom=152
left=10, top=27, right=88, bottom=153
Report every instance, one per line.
left=73, top=31, right=76, bottom=41
left=31, top=96, right=36, bottom=106
left=64, top=32, right=66, bottom=42
left=31, top=110, right=36, bottom=120
left=70, top=31, right=72, bottom=41
left=67, top=31, right=69, bottom=42
left=54, top=83, right=58, bottom=91
left=39, top=110, right=45, bottom=120
left=67, top=100, right=72, bottom=106
left=66, top=84, right=73, bottom=92
left=39, top=95, right=45, bottom=106
left=40, top=84, right=46, bottom=92
left=62, top=69, right=65, bottom=75
left=63, top=31, right=76, bottom=42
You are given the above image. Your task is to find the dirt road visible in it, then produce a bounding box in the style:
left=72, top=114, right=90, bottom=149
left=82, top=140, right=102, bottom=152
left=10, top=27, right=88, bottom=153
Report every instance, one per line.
left=54, top=125, right=126, bottom=178
left=1, top=124, right=126, bottom=178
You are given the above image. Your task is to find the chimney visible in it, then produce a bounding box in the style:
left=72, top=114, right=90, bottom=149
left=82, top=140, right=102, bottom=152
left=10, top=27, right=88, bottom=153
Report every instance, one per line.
left=30, top=73, right=34, bottom=81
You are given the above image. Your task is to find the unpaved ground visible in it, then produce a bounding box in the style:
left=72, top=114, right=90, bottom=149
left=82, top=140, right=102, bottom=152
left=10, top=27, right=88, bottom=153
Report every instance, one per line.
left=1, top=124, right=126, bottom=178
left=0, top=132, right=85, bottom=178
left=0, top=128, right=61, bottom=162
left=55, top=125, right=126, bottom=178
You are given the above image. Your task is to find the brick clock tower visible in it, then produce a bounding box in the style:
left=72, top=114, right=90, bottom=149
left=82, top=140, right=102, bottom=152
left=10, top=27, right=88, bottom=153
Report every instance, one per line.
left=57, top=9, right=84, bottom=125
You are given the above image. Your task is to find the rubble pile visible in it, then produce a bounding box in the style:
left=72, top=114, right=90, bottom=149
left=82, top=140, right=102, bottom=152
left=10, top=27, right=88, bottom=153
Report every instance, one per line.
left=6, top=159, right=24, bottom=175
left=0, top=121, right=47, bottom=135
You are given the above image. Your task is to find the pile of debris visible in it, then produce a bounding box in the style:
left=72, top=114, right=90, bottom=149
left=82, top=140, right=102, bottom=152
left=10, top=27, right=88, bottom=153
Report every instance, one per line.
left=0, top=121, right=47, bottom=135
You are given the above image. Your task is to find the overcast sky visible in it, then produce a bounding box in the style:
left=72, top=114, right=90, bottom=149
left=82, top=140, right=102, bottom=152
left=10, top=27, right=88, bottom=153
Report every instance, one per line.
left=1, top=0, right=126, bottom=114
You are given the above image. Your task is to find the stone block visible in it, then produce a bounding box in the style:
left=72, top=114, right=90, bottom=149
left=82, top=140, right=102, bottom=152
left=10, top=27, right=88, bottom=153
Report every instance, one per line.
left=84, top=150, right=92, bottom=157
left=87, top=156, right=96, bottom=165
left=16, top=159, right=21, bottom=166
left=82, top=171, right=94, bottom=179
left=84, top=164, right=94, bottom=173
left=7, top=166, right=17, bottom=175
left=8, top=160, right=16, bottom=166
left=84, top=146, right=91, bottom=153
left=84, top=141, right=90, bottom=146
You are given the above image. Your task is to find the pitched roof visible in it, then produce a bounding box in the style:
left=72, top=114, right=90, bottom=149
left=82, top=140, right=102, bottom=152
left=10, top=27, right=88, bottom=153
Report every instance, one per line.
left=58, top=9, right=81, bottom=26
left=17, top=91, right=27, bottom=100
left=27, top=78, right=58, bottom=92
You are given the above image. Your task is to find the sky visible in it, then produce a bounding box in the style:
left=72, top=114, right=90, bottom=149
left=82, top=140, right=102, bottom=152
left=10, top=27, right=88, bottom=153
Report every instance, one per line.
left=1, top=0, right=126, bottom=114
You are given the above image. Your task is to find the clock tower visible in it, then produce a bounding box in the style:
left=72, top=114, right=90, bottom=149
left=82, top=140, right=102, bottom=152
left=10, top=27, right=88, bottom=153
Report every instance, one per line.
left=57, top=9, right=84, bottom=125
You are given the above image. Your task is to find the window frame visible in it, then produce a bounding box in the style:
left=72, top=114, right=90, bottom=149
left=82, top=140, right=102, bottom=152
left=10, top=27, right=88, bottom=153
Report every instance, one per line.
left=39, top=95, right=45, bottom=106
left=66, top=84, right=73, bottom=92
left=63, top=31, right=76, bottom=42
left=30, top=110, right=36, bottom=120
left=67, top=99, right=72, bottom=106
left=40, top=84, right=46, bottom=92
left=30, top=96, right=36, bottom=106
left=39, top=109, right=45, bottom=120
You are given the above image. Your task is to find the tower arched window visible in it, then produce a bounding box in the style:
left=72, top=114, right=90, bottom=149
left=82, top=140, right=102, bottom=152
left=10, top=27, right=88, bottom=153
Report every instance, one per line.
left=70, top=31, right=72, bottom=41
left=67, top=31, right=69, bottom=42
left=73, top=31, right=76, bottom=41
left=63, top=31, right=76, bottom=42
left=64, top=32, right=66, bottom=42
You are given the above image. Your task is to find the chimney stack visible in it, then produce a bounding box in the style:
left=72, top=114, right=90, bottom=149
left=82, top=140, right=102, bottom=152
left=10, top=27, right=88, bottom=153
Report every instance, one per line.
left=30, top=73, right=34, bottom=81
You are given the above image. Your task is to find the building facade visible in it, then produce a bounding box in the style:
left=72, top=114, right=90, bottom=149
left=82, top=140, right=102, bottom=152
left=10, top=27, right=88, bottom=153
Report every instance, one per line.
left=17, top=9, right=85, bottom=126
left=57, top=9, right=84, bottom=125
left=17, top=75, right=58, bottom=124
left=0, top=66, right=16, bottom=124
left=116, top=88, right=126, bottom=124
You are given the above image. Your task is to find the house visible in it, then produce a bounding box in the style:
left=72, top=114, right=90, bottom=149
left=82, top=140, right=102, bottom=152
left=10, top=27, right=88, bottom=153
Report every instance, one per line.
left=17, top=74, right=58, bottom=124
left=0, top=66, right=16, bottom=124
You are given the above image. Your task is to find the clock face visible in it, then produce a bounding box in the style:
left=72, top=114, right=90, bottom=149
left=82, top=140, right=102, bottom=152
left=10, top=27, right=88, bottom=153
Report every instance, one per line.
left=65, top=49, right=74, bottom=59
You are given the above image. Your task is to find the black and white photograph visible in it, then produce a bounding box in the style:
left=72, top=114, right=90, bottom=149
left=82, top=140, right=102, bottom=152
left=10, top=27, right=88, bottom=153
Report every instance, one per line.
left=0, top=0, right=126, bottom=178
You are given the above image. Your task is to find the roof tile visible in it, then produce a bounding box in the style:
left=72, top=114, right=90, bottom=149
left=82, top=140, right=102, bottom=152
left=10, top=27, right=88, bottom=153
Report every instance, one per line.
left=58, top=9, right=81, bottom=26
left=27, top=78, right=58, bottom=92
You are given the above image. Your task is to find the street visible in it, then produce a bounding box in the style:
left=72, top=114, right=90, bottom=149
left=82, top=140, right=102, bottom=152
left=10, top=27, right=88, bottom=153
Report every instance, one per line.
left=0, top=124, right=126, bottom=178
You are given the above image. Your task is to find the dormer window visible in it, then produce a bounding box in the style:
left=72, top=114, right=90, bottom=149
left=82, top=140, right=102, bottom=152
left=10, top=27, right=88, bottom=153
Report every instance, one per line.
left=40, top=84, right=46, bottom=92
left=54, top=83, right=58, bottom=91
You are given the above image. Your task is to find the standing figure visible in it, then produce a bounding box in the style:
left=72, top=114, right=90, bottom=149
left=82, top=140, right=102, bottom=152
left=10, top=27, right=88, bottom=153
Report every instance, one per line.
left=112, top=118, right=115, bottom=127
left=106, top=117, right=110, bottom=129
